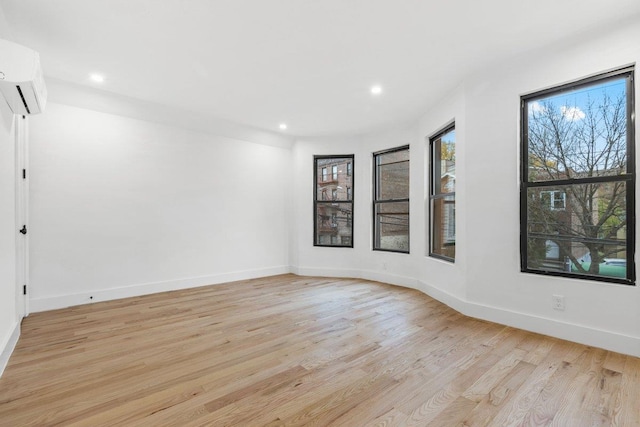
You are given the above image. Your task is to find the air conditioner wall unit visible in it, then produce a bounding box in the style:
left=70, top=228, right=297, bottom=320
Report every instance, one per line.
left=0, top=39, right=47, bottom=115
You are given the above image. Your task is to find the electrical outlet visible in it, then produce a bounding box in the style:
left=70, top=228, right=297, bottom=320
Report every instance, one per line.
left=552, top=294, right=565, bottom=311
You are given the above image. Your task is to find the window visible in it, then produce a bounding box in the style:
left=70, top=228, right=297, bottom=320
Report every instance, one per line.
left=521, top=67, right=635, bottom=284
left=540, top=190, right=566, bottom=211
left=430, top=125, right=456, bottom=261
left=314, top=155, right=355, bottom=247
left=347, top=162, right=352, bottom=176
left=373, top=146, right=409, bottom=253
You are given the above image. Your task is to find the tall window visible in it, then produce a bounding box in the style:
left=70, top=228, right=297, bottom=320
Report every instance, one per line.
left=373, top=146, right=409, bottom=253
left=521, top=67, right=635, bottom=284
left=430, top=125, right=456, bottom=261
left=314, top=155, right=354, bottom=247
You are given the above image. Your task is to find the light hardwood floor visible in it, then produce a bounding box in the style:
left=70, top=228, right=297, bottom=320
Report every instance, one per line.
left=1, top=274, right=639, bottom=426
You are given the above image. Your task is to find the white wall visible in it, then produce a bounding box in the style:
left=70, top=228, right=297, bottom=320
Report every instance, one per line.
left=460, top=18, right=640, bottom=355
left=291, top=20, right=640, bottom=356
left=291, top=125, right=423, bottom=287
left=28, top=102, right=292, bottom=311
left=416, top=85, right=468, bottom=302
left=291, top=134, right=363, bottom=278
left=46, top=79, right=294, bottom=150
left=0, top=99, right=18, bottom=374
left=0, top=0, right=19, bottom=377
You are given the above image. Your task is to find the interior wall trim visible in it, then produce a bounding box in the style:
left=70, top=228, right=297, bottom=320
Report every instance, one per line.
left=0, top=320, right=20, bottom=378
left=29, top=265, right=290, bottom=313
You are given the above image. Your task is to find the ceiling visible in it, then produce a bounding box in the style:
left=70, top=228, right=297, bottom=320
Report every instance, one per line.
left=1, top=0, right=639, bottom=137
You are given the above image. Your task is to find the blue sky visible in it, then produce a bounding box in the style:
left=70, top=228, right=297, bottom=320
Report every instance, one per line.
left=529, top=77, right=626, bottom=121
left=441, top=129, right=455, bottom=144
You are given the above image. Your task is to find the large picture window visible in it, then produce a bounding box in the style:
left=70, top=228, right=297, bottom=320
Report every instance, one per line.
left=521, top=67, right=635, bottom=284
left=314, top=155, right=354, bottom=247
left=373, top=146, right=409, bottom=253
left=430, top=124, right=455, bottom=261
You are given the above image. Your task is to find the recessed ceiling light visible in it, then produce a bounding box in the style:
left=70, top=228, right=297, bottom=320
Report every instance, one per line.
left=90, top=74, right=105, bottom=83
left=370, top=85, right=382, bottom=95
left=279, top=123, right=287, bottom=130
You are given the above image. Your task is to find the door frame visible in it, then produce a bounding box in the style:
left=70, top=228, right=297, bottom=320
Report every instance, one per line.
left=15, top=114, right=29, bottom=317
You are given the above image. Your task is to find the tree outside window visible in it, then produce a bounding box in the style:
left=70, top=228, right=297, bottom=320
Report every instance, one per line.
left=521, top=67, right=635, bottom=284
left=430, top=125, right=455, bottom=261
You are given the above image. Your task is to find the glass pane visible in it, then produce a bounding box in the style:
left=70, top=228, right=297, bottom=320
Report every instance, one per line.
left=315, top=203, right=353, bottom=246
left=526, top=181, right=628, bottom=279
left=374, top=201, right=409, bottom=252
left=526, top=77, right=628, bottom=182
left=431, top=196, right=455, bottom=259
left=377, top=149, right=409, bottom=200
left=316, top=157, right=354, bottom=201
left=433, top=129, right=455, bottom=194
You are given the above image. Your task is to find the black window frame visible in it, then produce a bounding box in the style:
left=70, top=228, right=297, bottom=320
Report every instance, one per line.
left=313, top=154, right=355, bottom=248
left=373, top=145, right=410, bottom=254
left=429, top=123, right=456, bottom=262
left=520, top=66, right=635, bottom=285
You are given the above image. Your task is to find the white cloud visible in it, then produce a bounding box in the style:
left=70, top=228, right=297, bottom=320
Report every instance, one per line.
left=560, top=105, right=585, bottom=121
left=529, top=101, right=546, bottom=114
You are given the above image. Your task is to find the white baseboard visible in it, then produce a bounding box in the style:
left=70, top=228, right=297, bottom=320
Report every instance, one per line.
left=0, top=320, right=20, bottom=378
left=360, top=269, right=419, bottom=289
left=30, top=265, right=291, bottom=313
left=416, top=278, right=640, bottom=358
left=293, top=266, right=419, bottom=289
left=292, top=266, right=362, bottom=279
left=294, top=267, right=640, bottom=358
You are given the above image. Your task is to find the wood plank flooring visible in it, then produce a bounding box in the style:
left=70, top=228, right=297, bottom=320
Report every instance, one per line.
left=1, top=274, right=639, bottom=426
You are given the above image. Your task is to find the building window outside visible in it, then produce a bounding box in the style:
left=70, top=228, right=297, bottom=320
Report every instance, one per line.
left=314, top=155, right=355, bottom=247
left=347, top=162, right=352, bottom=176
left=445, top=203, right=455, bottom=242
left=540, top=190, right=566, bottom=211
left=521, top=66, right=635, bottom=285
left=373, top=145, right=410, bottom=253
left=430, top=125, right=456, bottom=261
